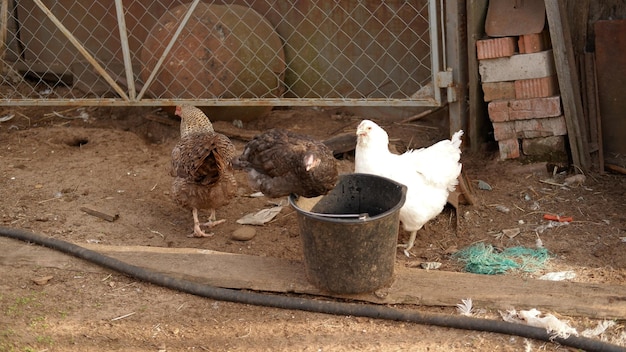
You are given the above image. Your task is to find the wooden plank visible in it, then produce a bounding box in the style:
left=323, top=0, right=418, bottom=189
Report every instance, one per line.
left=2, top=237, right=624, bottom=319
left=590, top=54, right=605, bottom=174
left=0, top=238, right=626, bottom=319
left=544, top=0, right=590, bottom=171
left=76, top=245, right=626, bottom=319
left=583, top=52, right=605, bottom=172
left=594, top=19, right=626, bottom=161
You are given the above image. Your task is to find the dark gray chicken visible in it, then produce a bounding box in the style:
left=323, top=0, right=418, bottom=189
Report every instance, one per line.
left=171, top=105, right=237, bottom=237
left=233, top=128, right=338, bottom=198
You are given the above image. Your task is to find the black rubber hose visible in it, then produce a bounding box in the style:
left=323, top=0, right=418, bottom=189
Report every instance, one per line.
left=1, top=226, right=623, bottom=352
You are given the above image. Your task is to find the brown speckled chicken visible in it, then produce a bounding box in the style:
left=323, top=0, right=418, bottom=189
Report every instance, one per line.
left=233, top=128, right=338, bottom=198
left=170, top=105, right=237, bottom=237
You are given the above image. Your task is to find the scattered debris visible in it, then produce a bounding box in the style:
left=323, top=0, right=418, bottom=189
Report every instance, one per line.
left=0, top=114, right=15, bottom=122
left=236, top=206, right=283, bottom=225
left=456, top=298, right=473, bottom=316
left=110, top=312, right=136, bottom=321
left=477, top=180, right=492, bottom=190
left=539, top=271, right=576, bottom=281
left=563, top=174, right=586, bottom=187
left=535, top=234, right=544, bottom=248
left=500, top=308, right=578, bottom=340
left=502, top=228, right=521, bottom=239
left=535, top=220, right=569, bottom=234
left=493, top=204, right=510, bottom=213
left=231, top=226, right=257, bottom=241
left=543, top=214, right=573, bottom=222
left=492, top=227, right=521, bottom=241
left=80, top=206, right=119, bottom=222
left=581, top=320, right=616, bottom=338
left=528, top=201, right=540, bottom=211
left=539, top=179, right=566, bottom=187
left=420, top=262, right=442, bottom=270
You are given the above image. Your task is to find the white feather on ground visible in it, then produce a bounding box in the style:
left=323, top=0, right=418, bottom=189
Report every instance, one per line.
left=354, top=119, right=463, bottom=256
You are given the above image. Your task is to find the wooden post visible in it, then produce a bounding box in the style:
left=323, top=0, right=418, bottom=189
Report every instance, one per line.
left=467, top=0, right=490, bottom=152
left=445, top=0, right=468, bottom=138
left=544, top=0, right=590, bottom=171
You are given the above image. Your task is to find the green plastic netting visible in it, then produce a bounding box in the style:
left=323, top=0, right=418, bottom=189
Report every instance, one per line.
left=452, top=243, right=551, bottom=275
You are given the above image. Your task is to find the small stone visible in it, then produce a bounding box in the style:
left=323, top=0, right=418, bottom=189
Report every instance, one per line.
left=231, top=226, right=256, bottom=241
left=373, top=288, right=389, bottom=299
left=477, top=180, right=492, bottom=190
left=495, top=205, right=510, bottom=213
left=32, top=275, right=54, bottom=285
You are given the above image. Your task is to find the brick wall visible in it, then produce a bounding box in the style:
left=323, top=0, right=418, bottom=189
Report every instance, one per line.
left=477, top=31, right=568, bottom=160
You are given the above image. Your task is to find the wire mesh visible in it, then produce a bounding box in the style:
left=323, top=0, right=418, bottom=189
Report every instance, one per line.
left=0, top=0, right=443, bottom=107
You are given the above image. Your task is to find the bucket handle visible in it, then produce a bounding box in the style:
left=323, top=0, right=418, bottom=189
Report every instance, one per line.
left=299, top=210, right=370, bottom=221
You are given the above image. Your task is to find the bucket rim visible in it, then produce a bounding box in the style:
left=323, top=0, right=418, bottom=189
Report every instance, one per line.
left=288, top=173, right=407, bottom=223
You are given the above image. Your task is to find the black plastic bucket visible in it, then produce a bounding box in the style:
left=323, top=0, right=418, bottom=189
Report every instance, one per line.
left=288, top=173, right=407, bottom=294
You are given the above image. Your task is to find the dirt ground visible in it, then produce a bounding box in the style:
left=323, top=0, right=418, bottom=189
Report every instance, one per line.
left=0, top=105, right=625, bottom=351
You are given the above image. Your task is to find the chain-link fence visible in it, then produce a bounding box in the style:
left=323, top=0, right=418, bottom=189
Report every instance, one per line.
left=0, top=0, right=444, bottom=107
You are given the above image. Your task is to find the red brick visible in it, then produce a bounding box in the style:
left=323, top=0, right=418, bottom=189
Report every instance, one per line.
left=492, top=121, right=516, bottom=140
left=498, top=138, right=521, bottom=159
left=488, top=96, right=562, bottom=122
left=515, top=75, right=559, bottom=99
left=518, top=31, right=551, bottom=54
left=477, top=37, right=517, bottom=60
left=492, top=116, right=567, bottom=140
left=515, top=116, right=567, bottom=138
left=482, top=81, right=515, bottom=102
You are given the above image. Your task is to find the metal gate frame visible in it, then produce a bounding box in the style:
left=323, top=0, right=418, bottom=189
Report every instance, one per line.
left=1, top=0, right=454, bottom=108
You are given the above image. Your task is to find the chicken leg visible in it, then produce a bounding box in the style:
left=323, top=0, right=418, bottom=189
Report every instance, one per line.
left=188, top=208, right=225, bottom=238
left=200, top=209, right=226, bottom=228
left=398, top=230, right=418, bottom=257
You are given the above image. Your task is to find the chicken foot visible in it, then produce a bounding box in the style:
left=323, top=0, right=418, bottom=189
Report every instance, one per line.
left=397, top=230, right=418, bottom=257
left=200, top=209, right=226, bottom=228
left=398, top=225, right=432, bottom=257
left=188, top=208, right=225, bottom=238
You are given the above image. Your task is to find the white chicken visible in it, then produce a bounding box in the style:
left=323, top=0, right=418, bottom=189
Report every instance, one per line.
left=355, top=120, right=463, bottom=257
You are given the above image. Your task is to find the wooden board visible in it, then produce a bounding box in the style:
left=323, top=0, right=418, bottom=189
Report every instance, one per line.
left=1, top=237, right=624, bottom=319
left=545, top=0, right=590, bottom=171
left=594, top=19, right=626, bottom=158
